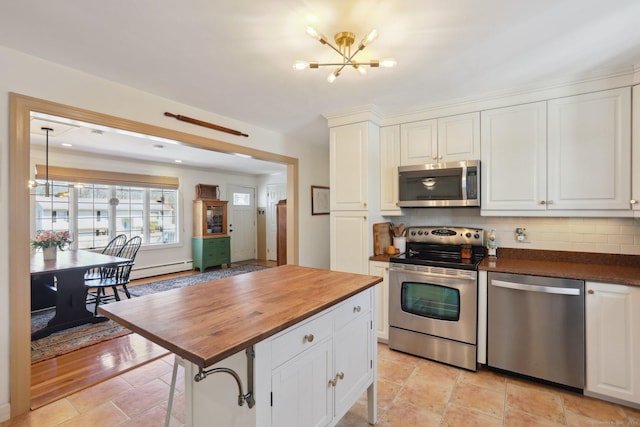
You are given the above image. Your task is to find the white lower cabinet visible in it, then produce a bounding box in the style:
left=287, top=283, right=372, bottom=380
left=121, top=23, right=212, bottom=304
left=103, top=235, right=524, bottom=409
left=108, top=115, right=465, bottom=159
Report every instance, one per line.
left=330, top=212, right=370, bottom=275
left=271, top=340, right=332, bottom=427
left=269, top=288, right=376, bottom=427
left=369, top=261, right=389, bottom=341
left=585, top=281, right=640, bottom=405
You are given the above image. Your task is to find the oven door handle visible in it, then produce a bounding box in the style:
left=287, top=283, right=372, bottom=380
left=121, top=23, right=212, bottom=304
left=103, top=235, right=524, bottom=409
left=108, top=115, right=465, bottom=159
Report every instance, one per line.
left=490, top=280, right=581, bottom=296
left=390, top=265, right=476, bottom=281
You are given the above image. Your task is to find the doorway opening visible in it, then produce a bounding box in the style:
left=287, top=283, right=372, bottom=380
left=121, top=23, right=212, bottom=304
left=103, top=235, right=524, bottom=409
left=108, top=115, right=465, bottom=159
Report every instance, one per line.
left=9, top=93, right=299, bottom=416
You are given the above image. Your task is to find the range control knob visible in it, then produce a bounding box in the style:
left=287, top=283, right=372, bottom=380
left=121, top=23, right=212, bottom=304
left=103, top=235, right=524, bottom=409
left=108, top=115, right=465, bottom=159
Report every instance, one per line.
left=411, top=231, right=416, bottom=236
left=417, top=230, right=424, bottom=235
left=474, top=233, right=480, bottom=239
left=465, top=232, right=472, bottom=238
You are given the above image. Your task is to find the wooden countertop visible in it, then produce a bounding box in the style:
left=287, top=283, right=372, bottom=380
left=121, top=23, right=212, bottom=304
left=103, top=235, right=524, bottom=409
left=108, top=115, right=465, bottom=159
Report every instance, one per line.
left=479, top=248, right=640, bottom=287
left=98, top=265, right=382, bottom=369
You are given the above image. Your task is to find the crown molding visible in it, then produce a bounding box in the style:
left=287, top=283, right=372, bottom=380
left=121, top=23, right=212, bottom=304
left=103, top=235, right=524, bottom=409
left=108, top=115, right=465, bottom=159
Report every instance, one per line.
left=323, top=104, right=383, bottom=128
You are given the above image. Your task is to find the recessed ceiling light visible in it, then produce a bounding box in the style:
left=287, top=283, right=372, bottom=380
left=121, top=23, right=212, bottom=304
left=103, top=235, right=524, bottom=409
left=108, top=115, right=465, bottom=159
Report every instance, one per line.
left=61, top=143, right=73, bottom=147
left=153, top=144, right=164, bottom=149
left=174, top=159, right=183, bottom=163
left=234, top=153, right=252, bottom=158
left=91, top=129, right=103, bottom=136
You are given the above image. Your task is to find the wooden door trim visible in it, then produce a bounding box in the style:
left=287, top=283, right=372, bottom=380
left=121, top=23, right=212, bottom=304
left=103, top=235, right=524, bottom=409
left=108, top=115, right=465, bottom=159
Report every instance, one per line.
left=8, top=92, right=299, bottom=417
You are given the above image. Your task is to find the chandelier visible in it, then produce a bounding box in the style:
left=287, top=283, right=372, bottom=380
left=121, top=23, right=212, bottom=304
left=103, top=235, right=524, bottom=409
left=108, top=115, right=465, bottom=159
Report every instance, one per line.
left=294, top=27, right=396, bottom=82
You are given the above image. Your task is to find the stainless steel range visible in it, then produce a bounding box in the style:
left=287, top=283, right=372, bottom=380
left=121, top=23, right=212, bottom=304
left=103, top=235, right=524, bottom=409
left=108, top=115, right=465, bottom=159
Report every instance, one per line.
left=389, top=226, right=484, bottom=371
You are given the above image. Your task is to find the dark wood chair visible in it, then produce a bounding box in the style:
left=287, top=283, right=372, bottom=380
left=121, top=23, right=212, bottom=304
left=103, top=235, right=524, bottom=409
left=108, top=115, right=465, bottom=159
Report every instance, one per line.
left=85, top=236, right=142, bottom=314
left=84, top=234, right=127, bottom=281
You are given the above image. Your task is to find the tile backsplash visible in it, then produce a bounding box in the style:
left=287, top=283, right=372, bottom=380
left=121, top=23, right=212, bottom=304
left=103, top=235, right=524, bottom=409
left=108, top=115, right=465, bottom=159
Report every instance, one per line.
left=388, top=209, right=640, bottom=256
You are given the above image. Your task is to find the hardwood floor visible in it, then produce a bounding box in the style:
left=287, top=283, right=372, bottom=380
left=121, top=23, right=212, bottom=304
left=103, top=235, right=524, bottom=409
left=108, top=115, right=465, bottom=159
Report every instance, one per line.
left=30, top=260, right=276, bottom=409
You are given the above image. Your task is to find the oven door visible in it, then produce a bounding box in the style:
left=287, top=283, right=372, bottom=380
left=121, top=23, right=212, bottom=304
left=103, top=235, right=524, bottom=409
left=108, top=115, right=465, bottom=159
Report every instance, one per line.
left=389, top=264, right=477, bottom=344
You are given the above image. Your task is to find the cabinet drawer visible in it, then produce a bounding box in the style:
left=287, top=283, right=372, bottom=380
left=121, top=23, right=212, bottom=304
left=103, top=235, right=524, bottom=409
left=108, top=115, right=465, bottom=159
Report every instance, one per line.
left=334, top=289, right=371, bottom=331
left=271, top=312, right=333, bottom=368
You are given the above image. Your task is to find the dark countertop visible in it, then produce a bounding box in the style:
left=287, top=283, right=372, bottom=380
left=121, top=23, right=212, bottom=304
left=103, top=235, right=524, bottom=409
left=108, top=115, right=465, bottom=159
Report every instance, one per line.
left=372, top=248, right=640, bottom=287
left=478, top=248, right=640, bottom=287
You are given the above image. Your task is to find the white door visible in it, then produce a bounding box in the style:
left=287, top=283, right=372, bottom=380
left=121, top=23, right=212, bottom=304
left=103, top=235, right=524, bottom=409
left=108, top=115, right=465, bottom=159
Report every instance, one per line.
left=227, top=185, right=256, bottom=262
left=266, top=183, right=286, bottom=261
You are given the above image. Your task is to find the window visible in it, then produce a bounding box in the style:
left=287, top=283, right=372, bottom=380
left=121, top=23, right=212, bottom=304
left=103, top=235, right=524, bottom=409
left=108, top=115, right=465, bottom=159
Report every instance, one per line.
left=33, top=180, right=179, bottom=249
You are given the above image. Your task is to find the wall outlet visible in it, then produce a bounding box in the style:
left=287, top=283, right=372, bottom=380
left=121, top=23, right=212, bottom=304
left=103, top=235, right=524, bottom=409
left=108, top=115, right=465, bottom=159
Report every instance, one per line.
left=515, top=227, right=528, bottom=243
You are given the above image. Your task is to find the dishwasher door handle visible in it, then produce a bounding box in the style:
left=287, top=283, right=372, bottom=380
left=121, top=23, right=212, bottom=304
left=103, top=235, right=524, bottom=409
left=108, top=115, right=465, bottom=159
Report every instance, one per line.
left=490, top=280, right=581, bottom=296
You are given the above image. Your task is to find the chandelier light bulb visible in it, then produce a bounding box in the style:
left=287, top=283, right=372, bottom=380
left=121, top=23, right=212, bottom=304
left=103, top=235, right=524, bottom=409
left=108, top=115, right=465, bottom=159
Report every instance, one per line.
left=293, top=61, right=310, bottom=70
left=327, top=71, right=338, bottom=83
left=306, top=26, right=323, bottom=41
left=356, top=65, right=367, bottom=75
left=363, top=29, right=378, bottom=46
left=380, top=58, right=397, bottom=68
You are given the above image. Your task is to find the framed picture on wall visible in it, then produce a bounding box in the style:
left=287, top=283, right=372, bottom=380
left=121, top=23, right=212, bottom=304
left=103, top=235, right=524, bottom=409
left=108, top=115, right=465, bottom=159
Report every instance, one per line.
left=311, top=186, right=329, bottom=215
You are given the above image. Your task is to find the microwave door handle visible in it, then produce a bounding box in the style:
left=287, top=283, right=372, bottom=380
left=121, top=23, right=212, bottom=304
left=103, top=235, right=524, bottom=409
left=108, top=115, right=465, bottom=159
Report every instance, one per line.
left=461, top=165, right=468, bottom=200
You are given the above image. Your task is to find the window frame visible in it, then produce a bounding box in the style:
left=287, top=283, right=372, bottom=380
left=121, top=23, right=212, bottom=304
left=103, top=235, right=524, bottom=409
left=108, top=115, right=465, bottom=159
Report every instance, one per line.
left=33, top=166, right=180, bottom=250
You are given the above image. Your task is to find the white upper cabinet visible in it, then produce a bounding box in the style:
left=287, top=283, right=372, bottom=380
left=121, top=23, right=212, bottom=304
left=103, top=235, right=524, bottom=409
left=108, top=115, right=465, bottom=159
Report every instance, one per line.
left=632, top=84, right=640, bottom=215
left=379, top=125, right=402, bottom=215
left=400, top=112, right=480, bottom=166
left=481, top=102, right=547, bottom=211
left=482, top=87, right=632, bottom=214
left=547, top=88, right=631, bottom=210
left=437, top=112, right=481, bottom=162
left=330, top=122, right=371, bottom=211
left=400, top=119, right=437, bottom=165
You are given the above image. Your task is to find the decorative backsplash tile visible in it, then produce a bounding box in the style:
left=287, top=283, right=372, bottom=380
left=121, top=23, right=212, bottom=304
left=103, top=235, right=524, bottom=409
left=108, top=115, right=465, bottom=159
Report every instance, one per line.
left=393, top=209, right=640, bottom=255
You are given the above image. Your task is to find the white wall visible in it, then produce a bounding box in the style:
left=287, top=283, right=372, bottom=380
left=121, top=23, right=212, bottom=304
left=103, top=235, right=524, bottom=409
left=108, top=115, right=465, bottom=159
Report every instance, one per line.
left=0, top=45, right=330, bottom=418
left=393, top=209, right=640, bottom=255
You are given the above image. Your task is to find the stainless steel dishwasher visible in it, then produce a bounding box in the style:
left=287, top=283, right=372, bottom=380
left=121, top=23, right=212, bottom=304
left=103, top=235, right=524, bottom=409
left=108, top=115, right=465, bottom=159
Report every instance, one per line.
left=487, top=272, right=585, bottom=390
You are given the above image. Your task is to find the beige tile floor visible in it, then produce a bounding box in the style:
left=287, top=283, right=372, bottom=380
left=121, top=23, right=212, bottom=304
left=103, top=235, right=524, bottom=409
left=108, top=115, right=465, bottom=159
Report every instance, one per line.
left=3, top=344, right=640, bottom=426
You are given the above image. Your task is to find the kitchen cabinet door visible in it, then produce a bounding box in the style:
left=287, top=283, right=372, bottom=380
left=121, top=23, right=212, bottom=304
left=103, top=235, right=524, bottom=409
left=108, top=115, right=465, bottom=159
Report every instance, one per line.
left=437, top=112, right=480, bottom=162
left=632, top=84, right=640, bottom=215
left=369, top=261, right=389, bottom=341
left=330, top=122, right=370, bottom=211
left=547, top=88, right=631, bottom=210
left=333, top=311, right=373, bottom=420
left=330, top=212, right=370, bottom=275
left=481, top=102, right=547, bottom=211
left=585, top=282, right=640, bottom=405
left=400, top=119, right=437, bottom=165
left=380, top=125, right=402, bottom=215
left=271, top=339, right=333, bottom=427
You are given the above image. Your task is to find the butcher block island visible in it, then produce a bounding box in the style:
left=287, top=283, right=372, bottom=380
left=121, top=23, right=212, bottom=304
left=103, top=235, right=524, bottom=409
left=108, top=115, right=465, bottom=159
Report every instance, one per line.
left=99, top=265, right=382, bottom=427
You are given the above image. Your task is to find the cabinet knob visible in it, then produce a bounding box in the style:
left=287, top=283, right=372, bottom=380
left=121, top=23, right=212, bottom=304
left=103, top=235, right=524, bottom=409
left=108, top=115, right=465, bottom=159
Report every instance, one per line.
left=631, top=199, right=638, bottom=205
left=547, top=200, right=554, bottom=205
left=353, top=305, right=362, bottom=313
left=588, top=289, right=594, bottom=294
left=539, top=200, right=546, bottom=205
left=328, top=372, right=345, bottom=387
left=363, top=202, right=367, bottom=208
left=303, top=334, right=314, bottom=343
left=432, top=155, right=437, bottom=160
left=438, top=155, right=443, bottom=160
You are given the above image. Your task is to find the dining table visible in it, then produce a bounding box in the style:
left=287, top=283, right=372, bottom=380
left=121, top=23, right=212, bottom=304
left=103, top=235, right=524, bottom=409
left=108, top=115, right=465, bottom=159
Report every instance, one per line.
left=30, top=249, right=131, bottom=340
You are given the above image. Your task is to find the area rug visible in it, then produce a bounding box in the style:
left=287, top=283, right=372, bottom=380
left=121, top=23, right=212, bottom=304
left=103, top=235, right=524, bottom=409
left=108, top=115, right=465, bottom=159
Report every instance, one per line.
left=31, top=264, right=270, bottom=362
left=128, top=264, right=269, bottom=297
left=31, top=311, right=131, bottom=363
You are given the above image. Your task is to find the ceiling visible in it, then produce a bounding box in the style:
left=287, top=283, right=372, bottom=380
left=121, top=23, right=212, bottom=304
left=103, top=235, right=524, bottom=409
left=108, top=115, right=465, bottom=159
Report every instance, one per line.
left=3, top=0, right=640, bottom=173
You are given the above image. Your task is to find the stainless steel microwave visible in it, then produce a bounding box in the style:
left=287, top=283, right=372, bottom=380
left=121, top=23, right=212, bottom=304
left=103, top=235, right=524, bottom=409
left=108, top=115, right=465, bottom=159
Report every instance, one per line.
left=398, top=160, right=480, bottom=207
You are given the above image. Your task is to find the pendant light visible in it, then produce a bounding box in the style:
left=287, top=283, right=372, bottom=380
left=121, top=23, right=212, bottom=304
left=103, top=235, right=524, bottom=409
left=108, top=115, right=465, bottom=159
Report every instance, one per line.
left=42, top=126, right=53, bottom=197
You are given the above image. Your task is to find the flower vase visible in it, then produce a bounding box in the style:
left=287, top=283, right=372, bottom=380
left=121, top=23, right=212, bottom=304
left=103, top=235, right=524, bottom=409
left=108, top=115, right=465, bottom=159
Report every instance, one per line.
left=43, top=246, right=57, bottom=261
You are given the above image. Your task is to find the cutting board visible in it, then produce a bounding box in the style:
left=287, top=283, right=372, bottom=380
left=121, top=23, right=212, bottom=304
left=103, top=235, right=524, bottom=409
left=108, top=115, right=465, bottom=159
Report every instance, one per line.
left=373, top=222, right=393, bottom=256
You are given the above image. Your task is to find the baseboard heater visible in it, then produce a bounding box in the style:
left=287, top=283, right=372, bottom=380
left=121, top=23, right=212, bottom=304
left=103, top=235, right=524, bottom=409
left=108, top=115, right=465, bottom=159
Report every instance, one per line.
left=130, top=260, right=193, bottom=280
